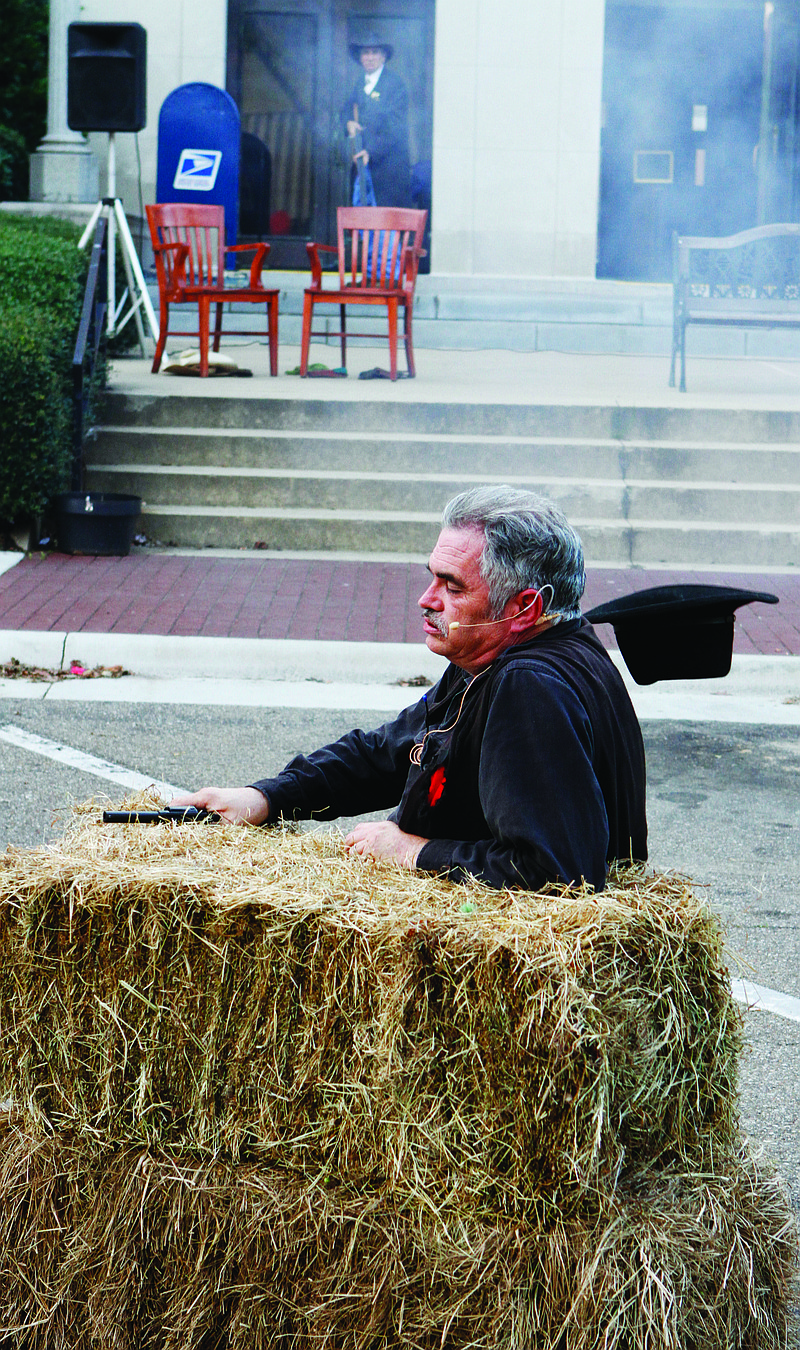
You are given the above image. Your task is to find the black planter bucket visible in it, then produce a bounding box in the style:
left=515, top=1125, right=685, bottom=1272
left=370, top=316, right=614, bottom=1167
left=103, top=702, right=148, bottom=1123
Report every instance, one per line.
left=55, top=493, right=142, bottom=557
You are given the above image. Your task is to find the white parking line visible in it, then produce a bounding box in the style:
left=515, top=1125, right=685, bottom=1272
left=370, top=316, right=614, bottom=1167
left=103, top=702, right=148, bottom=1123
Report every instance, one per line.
left=0, top=724, right=183, bottom=799
left=731, top=979, right=800, bottom=1025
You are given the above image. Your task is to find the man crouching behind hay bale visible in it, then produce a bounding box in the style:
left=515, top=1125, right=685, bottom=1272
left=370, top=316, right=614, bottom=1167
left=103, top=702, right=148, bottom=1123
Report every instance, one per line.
left=175, top=486, right=648, bottom=892
left=0, top=822, right=796, bottom=1347
left=0, top=489, right=795, bottom=1346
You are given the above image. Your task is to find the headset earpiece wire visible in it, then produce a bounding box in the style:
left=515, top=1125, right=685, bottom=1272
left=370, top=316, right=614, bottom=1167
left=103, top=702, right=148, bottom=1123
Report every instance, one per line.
left=449, top=584, right=558, bottom=631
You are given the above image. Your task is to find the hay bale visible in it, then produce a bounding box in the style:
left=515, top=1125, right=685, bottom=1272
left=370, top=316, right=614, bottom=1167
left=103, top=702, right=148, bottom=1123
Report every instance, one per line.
left=0, top=807, right=742, bottom=1216
left=0, top=802, right=795, bottom=1349
left=0, top=1118, right=793, bottom=1350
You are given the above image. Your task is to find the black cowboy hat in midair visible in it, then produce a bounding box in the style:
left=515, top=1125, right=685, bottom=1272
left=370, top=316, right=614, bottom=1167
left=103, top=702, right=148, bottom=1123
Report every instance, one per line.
left=585, top=583, right=779, bottom=685
left=349, top=31, right=393, bottom=62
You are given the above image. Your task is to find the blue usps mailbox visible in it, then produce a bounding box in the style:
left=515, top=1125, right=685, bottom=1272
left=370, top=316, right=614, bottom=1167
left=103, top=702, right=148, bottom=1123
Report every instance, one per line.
left=156, top=83, right=240, bottom=242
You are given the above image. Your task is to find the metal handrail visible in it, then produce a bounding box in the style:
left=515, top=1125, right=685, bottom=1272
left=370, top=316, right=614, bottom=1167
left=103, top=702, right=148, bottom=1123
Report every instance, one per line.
left=71, top=215, right=108, bottom=492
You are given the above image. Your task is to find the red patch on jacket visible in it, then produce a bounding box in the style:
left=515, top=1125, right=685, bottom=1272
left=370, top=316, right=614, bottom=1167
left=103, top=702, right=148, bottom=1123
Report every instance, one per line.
left=428, top=766, right=446, bottom=807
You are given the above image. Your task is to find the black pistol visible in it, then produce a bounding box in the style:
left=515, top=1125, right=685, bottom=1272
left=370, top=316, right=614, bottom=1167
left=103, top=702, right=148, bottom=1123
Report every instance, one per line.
left=102, top=807, right=221, bottom=824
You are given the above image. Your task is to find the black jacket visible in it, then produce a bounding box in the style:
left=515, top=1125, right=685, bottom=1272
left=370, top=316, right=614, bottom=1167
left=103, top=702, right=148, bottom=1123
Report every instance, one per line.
left=252, top=620, right=647, bottom=892
left=340, top=64, right=411, bottom=207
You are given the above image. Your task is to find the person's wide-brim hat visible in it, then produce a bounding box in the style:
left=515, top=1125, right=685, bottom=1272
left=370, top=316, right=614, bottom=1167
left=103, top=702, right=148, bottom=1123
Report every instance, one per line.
left=349, top=31, right=393, bottom=61
left=585, top=583, right=779, bottom=685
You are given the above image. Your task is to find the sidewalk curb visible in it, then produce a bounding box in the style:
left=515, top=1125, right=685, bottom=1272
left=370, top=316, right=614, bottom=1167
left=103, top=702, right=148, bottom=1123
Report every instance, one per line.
left=0, top=553, right=23, bottom=578
left=0, top=629, right=447, bottom=685
left=2, top=629, right=800, bottom=724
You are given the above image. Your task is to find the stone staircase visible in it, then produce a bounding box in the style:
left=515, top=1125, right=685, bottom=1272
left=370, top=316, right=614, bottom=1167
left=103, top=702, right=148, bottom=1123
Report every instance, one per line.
left=86, top=393, right=800, bottom=566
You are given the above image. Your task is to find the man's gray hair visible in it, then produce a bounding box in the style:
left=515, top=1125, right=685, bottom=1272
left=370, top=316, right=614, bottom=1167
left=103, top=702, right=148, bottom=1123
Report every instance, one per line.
left=442, top=486, right=585, bottom=619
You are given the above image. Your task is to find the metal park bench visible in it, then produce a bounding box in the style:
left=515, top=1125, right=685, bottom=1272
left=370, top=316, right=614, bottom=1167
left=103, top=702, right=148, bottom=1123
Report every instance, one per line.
left=669, top=222, right=800, bottom=391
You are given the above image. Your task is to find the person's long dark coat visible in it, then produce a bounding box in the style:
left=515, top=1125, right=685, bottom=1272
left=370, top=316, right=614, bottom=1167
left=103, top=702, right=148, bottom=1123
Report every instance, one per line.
left=341, top=65, right=412, bottom=207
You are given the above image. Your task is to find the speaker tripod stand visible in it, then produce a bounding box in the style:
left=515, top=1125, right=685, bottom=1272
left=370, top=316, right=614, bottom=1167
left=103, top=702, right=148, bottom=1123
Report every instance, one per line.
left=78, top=132, right=158, bottom=354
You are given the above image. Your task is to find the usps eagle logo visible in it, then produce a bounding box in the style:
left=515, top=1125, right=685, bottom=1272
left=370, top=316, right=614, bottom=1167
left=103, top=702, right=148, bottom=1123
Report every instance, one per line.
left=173, top=150, right=223, bottom=192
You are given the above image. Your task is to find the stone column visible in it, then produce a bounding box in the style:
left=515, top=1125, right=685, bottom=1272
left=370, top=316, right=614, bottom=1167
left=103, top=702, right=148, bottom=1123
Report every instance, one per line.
left=29, top=0, right=99, bottom=203
left=431, top=0, right=604, bottom=277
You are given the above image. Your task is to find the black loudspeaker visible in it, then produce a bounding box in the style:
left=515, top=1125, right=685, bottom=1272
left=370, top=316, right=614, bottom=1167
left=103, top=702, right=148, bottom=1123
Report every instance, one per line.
left=67, top=23, right=147, bottom=133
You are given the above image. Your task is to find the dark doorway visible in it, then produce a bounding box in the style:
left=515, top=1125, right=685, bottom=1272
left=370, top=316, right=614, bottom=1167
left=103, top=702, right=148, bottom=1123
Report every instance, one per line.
left=227, top=0, right=435, bottom=268
left=597, top=0, right=766, bottom=280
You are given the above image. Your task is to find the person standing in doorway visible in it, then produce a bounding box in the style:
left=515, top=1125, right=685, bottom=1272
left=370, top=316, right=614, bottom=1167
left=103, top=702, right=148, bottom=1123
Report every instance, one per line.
left=341, top=32, right=412, bottom=207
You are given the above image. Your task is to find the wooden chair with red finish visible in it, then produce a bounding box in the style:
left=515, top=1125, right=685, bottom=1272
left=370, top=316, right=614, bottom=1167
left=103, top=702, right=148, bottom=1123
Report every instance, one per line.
left=300, top=207, right=427, bottom=381
left=146, top=203, right=279, bottom=377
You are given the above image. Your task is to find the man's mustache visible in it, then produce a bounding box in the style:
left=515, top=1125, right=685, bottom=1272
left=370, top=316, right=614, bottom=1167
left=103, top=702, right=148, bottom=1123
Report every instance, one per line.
left=421, top=608, right=448, bottom=635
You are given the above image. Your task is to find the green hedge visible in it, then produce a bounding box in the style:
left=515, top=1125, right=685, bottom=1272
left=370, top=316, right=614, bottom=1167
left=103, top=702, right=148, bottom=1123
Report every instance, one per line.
left=0, top=213, right=89, bottom=523
left=0, top=302, right=71, bottom=520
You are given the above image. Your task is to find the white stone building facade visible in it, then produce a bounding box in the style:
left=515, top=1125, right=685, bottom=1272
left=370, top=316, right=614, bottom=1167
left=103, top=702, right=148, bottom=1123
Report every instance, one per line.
left=32, top=0, right=798, bottom=285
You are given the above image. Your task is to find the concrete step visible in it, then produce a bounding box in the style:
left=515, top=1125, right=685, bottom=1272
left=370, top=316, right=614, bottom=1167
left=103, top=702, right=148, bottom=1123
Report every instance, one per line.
left=86, top=464, right=800, bottom=526
left=138, top=505, right=442, bottom=553
left=89, top=427, right=627, bottom=475
left=89, top=389, right=800, bottom=565
left=148, top=277, right=800, bottom=356
left=88, top=465, right=626, bottom=516
left=98, top=391, right=800, bottom=442
left=89, top=425, right=800, bottom=483
left=612, top=520, right=800, bottom=568
left=134, top=504, right=800, bottom=566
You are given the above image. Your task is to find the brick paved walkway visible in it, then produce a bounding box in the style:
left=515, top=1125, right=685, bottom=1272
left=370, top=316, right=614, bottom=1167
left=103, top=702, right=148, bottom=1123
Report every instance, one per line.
left=1, top=552, right=798, bottom=655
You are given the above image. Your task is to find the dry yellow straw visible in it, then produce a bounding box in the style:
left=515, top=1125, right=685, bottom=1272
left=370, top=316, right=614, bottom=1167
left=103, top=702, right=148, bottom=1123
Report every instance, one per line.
left=0, top=797, right=794, bottom=1350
